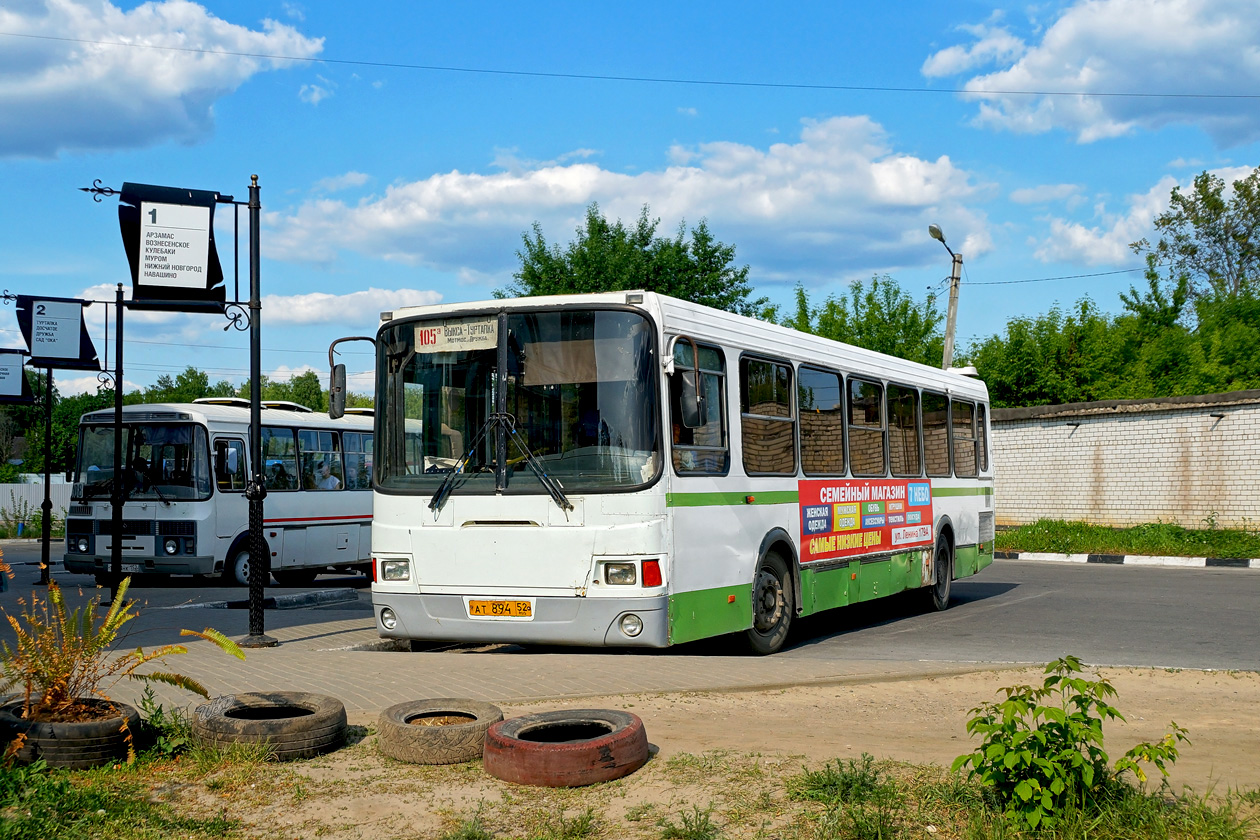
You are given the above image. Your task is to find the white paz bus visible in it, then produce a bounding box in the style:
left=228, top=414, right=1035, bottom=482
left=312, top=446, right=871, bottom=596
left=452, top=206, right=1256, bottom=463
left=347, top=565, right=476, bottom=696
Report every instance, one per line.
left=364, top=292, right=994, bottom=654
left=64, top=399, right=374, bottom=586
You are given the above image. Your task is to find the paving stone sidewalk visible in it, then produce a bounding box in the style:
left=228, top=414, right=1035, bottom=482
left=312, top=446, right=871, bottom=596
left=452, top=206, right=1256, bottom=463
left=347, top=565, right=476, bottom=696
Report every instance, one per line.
left=117, top=612, right=1010, bottom=713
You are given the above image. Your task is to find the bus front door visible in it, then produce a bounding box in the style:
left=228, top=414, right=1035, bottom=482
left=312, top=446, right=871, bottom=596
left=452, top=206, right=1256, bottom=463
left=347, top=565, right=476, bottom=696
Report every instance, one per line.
left=213, top=437, right=249, bottom=539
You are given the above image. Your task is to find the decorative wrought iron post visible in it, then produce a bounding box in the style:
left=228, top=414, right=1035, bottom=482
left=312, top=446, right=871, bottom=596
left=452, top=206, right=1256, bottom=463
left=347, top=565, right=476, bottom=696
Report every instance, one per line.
left=241, top=175, right=276, bottom=647
left=109, top=284, right=124, bottom=603
left=37, top=368, right=53, bottom=586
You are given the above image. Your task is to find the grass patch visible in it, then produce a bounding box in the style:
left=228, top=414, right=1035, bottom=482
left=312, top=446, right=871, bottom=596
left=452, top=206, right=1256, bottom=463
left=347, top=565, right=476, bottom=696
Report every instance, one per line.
left=995, top=518, right=1260, bottom=558
left=0, top=759, right=238, bottom=840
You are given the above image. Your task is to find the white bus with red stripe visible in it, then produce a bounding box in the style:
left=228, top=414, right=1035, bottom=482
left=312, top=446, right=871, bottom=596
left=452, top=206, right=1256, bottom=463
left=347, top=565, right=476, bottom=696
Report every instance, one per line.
left=63, top=399, right=374, bottom=586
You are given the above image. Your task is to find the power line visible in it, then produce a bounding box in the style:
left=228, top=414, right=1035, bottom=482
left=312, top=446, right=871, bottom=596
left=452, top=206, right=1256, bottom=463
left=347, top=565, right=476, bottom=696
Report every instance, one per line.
left=964, top=267, right=1148, bottom=286
left=3, top=31, right=1259, bottom=100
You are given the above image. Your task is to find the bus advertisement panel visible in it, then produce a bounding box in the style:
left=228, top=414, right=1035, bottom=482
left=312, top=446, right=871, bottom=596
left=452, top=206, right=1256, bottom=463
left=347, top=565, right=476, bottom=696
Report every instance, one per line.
left=798, top=478, right=934, bottom=563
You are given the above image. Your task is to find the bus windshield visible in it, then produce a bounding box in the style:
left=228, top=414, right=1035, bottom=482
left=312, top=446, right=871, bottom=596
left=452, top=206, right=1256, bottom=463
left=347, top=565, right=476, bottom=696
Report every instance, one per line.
left=75, top=423, right=212, bottom=501
left=378, top=308, right=660, bottom=495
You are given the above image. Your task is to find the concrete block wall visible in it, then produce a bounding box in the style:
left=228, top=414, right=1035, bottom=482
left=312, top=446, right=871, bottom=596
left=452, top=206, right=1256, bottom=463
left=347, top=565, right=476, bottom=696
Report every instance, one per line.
left=991, top=391, right=1260, bottom=529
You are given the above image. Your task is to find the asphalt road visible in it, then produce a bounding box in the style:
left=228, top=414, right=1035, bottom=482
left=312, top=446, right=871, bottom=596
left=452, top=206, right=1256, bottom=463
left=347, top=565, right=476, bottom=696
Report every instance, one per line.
left=2, top=541, right=1257, bottom=670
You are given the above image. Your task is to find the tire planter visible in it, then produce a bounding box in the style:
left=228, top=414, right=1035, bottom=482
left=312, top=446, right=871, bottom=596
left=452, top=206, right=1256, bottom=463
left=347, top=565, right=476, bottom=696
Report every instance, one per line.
left=482, top=709, right=649, bottom=787
left=0, top=698, right=141, bottom=770
left=377, top=698, right=503, bottom=765
left=192, top=691, right=346, bottom=761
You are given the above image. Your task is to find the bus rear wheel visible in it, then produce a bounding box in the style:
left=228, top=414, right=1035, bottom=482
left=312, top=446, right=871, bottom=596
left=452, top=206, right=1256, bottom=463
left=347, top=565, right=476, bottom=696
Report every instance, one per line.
left=926, top=535, right=953, bottom=612
left=744, top=551, right=792, bottom=655
left=230, top=548, right=252, bottom=587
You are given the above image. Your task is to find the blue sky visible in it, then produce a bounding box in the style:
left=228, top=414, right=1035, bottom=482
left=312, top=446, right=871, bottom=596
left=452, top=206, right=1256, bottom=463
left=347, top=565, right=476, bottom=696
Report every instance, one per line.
left=2, top=0, right=1258, bottom=396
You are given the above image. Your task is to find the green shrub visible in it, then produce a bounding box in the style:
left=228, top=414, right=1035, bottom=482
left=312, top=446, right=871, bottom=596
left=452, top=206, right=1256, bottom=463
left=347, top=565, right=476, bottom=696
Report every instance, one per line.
left=952, top=655, right=1189, bottom=830
left=787, top=753, right=885, bottom=804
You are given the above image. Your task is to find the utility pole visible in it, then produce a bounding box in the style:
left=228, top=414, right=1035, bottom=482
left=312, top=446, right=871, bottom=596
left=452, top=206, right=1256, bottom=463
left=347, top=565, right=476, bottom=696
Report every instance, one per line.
left=929, top=224, right=963, bottom=370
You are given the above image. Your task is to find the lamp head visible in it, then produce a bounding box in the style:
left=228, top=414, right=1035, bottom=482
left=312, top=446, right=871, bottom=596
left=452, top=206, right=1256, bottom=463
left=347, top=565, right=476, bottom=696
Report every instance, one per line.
left=928, top=224, right=945, bottom=244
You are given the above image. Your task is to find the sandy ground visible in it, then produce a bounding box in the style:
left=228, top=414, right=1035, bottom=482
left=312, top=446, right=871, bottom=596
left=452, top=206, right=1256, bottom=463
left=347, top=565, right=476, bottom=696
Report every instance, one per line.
left=183, top=665, right=1260, bottom=840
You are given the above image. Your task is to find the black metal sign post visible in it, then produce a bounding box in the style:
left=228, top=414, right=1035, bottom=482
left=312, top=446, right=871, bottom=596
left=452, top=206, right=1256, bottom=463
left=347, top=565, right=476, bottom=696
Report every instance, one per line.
left=110, top=285, right=124, bottom=603
left=242, top=176, right=274, bottom=647
left=38, top=368, right=52, bottom=586
left=82, top=177, right=275, bottom=643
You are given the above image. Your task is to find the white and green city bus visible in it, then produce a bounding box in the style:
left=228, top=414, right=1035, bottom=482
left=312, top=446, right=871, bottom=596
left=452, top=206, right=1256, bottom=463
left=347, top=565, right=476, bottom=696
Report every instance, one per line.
left=64, top=399, right=374, bottom=586
left=363, top=292, right=994, bottom=654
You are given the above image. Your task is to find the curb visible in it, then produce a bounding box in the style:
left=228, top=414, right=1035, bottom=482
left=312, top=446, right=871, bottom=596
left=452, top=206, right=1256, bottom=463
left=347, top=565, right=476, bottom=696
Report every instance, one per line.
left=158, top=588, right=362, bottom=610
left=995, top=551, right=1260, bottom=569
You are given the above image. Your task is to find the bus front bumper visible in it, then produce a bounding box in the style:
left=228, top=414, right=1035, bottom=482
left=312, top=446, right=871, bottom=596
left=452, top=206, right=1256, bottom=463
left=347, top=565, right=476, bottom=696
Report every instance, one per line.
left=63, top=554, right=220, bottom=577
left=373, top=592, right=670, bottom=648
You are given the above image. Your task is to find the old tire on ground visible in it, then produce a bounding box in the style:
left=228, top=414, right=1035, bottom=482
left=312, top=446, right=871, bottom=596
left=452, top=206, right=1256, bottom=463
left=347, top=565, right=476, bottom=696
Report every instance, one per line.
left=191, top=692, right=346, bottom=761
left=0, top=699, right=140, bottom=770
left=482, top=709, right=649, bottom=787
left=926, top=534, right=953, bottom=612
left=744, top=550, right=793, bottom=655
left=377, top=698, right=503, bottom=764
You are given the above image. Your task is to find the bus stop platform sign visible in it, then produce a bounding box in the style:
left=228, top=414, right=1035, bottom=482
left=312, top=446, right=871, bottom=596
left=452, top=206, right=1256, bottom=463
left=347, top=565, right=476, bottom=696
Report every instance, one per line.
left=118, top=182, right=226, bottom=309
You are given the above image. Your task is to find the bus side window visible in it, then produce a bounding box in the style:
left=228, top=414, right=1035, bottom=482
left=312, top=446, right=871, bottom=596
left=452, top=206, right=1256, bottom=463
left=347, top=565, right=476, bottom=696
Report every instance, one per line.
left=670, top=341, right=729, bottom=474
left=215, top=439, right=247, bottom=492
left=262, top=428, right=298, bottom=490
left=847, top=377, right=886, bottom=477
left=300, top=429, right=344, bottom=490
left=922, top=391, right=951, bottom=477
left=952, top=400, right=978, bottom=477
left=740, top=357, right=796, bottom=476
left=887, top=384, right=922, bottom=477
left=344, top=432, right=371, bottom=489
left=798, top=366, right=844, bottom=476
left=977, top=404, right=990, bottom=473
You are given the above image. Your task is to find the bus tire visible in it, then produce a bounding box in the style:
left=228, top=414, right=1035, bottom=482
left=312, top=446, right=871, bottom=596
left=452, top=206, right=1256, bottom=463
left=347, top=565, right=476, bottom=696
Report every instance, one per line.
left=744, top=550, right=793, bottom=655
left=377, top=699, right=503, bottom=765
left=926, top=534, right=953, bottom=612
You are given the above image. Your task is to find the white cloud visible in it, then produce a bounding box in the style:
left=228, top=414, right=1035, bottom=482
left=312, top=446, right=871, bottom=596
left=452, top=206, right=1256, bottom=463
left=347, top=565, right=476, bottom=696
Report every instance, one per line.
left=921, top=23, right=1025, bottom=77
left=299, top=82, right=331, bottom=104
left=678, top=106, right=698, bottom=117
left=925, top=0, right=1260, bottom=145
left=261, top=287, right=443, bottom=325
left=0, top=0, right=324, bottom=158
left=1032, top=165, right=1254, bottom=264
left=314, top=171, right=371, bottom=192
left=1009, top=183, right=1082, bottom=205
left=56, top=373, right=144, bottom=396
left=265, top=116, right=989, bottom=286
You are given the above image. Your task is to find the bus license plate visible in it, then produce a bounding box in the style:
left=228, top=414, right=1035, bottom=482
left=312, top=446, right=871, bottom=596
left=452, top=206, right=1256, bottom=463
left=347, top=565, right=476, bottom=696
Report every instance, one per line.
left=468, top=599, right=532, bottom=618
left=121, top=564, right=142, bottom=574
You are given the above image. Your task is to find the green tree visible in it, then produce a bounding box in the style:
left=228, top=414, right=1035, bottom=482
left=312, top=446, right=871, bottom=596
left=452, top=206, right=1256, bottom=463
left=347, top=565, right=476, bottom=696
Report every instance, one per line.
left=1132, top=166, right=1260, bottom=298
left=503, top=203, right=769, bottom=316
left=785, top=276, right=944, bottom=367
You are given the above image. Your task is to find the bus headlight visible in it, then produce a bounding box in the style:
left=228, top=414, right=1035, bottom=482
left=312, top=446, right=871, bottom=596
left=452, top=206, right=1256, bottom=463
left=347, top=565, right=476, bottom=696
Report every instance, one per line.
left=164, top=538, right=179, bottom=555
left=604, top=563, right=636, bottom=585
left=619, top=614, right=643, bottom=637
left=76, top=537, right=89, bottom=553
left=380, top=560, right=410, bottom=581
left=380, top=608, right=398, bottom=630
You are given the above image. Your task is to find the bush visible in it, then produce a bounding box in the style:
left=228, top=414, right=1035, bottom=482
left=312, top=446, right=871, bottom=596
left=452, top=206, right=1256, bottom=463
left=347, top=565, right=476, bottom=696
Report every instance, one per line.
left=952, top=655, right=1189, bottom=830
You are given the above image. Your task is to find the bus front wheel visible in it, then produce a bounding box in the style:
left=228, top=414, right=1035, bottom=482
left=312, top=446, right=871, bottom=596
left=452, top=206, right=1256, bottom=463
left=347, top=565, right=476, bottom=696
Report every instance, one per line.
left=927, top=535, right=953, bottom=612
left=745, top=551, right=792, bottom=655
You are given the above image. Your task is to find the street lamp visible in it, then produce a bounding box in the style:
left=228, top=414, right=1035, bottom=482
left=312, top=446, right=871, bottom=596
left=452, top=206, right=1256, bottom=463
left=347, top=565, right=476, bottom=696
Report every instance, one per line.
left=929, top=224, right=963, bottom=370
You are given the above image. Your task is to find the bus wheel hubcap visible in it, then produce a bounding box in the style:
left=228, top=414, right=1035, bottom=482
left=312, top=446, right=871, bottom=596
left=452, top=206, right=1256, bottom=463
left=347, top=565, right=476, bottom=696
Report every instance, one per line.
left=753, top=570, right=784, bottom=632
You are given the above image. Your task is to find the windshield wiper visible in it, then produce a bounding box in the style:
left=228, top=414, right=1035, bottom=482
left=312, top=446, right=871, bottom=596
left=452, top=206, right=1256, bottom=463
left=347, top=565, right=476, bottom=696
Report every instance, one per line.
left=502, top=416, right=573, bottom=513
left=428, top=412, right=505, bottom=512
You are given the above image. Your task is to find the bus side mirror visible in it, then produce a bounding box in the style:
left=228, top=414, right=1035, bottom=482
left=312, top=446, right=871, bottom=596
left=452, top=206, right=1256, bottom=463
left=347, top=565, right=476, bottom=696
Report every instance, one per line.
left=329, top=364, right=347, bottom=419
left=679, top=370, right=706, bottom=429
